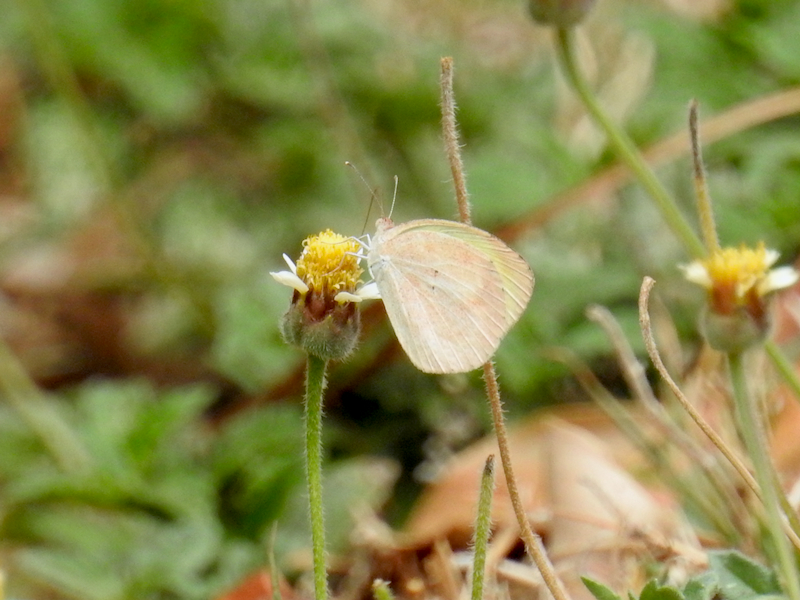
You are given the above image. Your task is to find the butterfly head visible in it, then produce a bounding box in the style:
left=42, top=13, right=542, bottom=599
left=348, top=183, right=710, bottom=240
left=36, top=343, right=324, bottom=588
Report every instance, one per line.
left=375, top=217, right=395, bottom=236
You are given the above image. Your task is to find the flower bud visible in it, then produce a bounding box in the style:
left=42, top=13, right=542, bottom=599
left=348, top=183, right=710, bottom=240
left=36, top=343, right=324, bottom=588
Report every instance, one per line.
left=528, top=0, right=597, bottom=26
left=280, top=289, right=361, bottom=361
left=700, top=302, right=772, bottom=354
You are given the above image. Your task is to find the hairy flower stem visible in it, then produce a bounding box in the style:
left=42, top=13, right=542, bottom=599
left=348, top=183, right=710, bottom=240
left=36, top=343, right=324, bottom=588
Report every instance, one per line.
left=471, top=456, right=495, bottom=600
left=439, top=58, right=569, bottom=600
left=553, top=27, right=705, bottom=258
left=688, top=100, right=720, bottom=253
left=305, top=354, right=329, bottom=600
left=483, top=362, right=571, bottom=600
left=441, top=57, right=471, bottom=224
left=729, top=352, right=800, bottom=600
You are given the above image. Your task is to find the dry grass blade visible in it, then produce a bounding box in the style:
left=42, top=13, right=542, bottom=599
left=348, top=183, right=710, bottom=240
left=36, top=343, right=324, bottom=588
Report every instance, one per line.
left=638, top=277, right=800, bottom=551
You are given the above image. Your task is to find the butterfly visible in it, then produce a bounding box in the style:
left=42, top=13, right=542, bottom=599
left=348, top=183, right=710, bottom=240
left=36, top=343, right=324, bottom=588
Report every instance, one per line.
left=367, top=217, right=534, bottom=374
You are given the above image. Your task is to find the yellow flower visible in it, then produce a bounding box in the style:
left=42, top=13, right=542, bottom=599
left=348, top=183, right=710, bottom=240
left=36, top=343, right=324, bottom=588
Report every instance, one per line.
left=681, top=242, right=798, bottom=351
left=271, top=230, right=379, bottom=303
left=270, top=230, right=379, bottom=360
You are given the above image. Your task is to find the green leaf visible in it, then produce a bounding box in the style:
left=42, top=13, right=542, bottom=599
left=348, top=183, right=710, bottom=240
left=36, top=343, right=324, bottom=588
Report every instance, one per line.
left=582, top=577, right=624, bottom=600
left=708, top=550, right=784, bottom=600
left=639, top=580, right=685, bottom=600
left=683, top=572, right=720, bottom=600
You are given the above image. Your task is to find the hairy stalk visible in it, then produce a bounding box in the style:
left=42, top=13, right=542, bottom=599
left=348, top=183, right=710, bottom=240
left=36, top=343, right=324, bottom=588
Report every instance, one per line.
left=305, top=355, right=329, bottom=600
left=729, top=352, right=800, bottom=600
left=688, top=101, right=800, bottom=539
left=688, top=100, right=720, bottom=252
left=483, top=362, right=571, bottom=600
left=441, top=57, right=471, bottom=224
left=471, top=455, right=495, bottom=600
left=439, top=57, right=570, bottom=600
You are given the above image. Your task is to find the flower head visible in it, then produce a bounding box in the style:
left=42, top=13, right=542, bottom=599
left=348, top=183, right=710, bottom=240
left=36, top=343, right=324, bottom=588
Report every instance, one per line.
left=681, top=242, right=799, bottom=351
left=271, top=230, right=379, bottom=360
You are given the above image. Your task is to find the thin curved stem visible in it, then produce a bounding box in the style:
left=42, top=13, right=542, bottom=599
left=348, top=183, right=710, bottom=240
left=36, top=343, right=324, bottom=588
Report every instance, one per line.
left=483, top=362, right=571, bottom=600
left=639, top=278, right=800, bottom=550
left=439, top=59, right=570, bottom=600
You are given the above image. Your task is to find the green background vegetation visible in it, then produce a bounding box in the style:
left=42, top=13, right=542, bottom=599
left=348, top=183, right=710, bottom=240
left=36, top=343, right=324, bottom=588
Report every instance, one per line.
left=1, top=0, right=799, bottom=597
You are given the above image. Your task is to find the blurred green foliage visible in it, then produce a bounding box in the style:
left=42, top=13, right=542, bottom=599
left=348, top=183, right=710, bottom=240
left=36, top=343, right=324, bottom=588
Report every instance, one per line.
left=1, top=0, right=800, bottom=597
left=583, top=550, right=784, bottom=600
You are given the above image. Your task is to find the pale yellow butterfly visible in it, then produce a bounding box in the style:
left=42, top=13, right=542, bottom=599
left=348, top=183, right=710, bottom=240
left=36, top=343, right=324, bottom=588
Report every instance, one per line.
left=367, top=216, right=534, bottom=374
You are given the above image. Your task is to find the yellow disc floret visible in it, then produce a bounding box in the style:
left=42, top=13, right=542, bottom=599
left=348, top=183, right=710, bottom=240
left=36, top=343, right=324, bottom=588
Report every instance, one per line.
left=295, top=230, right=363, bottom=296
left=701, top=242, right=773, bottom=301
left=681, top=241, right=799, bottom=352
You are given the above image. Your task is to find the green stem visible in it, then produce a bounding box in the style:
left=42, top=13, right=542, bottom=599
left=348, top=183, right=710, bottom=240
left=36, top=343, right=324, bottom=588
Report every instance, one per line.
left=768, top=345, right=800, bottom=537
left=305, top=354, right=329, bottom=600
left=553, top=27, right=705, bottom=259
left=729, top=352, right=800, bottom=600
left=766, top=341, right=800, bottom=407
left=471, top=455, right=495, bottom=600
left=269, top=524, right=283, bottom=600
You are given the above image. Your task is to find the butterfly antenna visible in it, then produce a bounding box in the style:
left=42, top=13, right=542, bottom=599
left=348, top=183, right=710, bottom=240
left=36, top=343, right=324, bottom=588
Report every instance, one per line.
left=345, top=161, right=381, bottom=234
left=388, top=176, right=398, bottom=219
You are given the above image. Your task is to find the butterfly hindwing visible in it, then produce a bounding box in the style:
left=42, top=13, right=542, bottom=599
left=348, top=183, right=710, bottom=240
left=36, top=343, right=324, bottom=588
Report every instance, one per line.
left=368, top=219, right=534, bottom=373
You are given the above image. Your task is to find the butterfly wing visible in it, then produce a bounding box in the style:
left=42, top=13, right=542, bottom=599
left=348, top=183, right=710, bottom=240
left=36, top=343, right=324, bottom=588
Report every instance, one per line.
left=369, top=219, right=534, bottom=373
left=409, top=220, right=534, bottom=325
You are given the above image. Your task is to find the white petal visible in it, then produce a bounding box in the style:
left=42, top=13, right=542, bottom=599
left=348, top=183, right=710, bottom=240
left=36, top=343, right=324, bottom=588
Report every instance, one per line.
left=334, top=291, right=364, bottom=303
left=355, top=282, right=382, bottom=300
left=334, top=282, right=382, bottom=304
left=759, top=266, right=800, bottom=295
left=282, top=253, right=298, bottom=274
left=680, top=262, right=712, bottom=288
left=271, top=270, right=309, bottom=294
left=764, top=249, right=780, bottom=268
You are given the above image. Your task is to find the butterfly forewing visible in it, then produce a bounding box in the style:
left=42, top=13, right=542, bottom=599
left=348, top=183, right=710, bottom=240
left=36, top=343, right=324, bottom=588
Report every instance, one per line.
left=369, top=219, right=534, bottom=373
